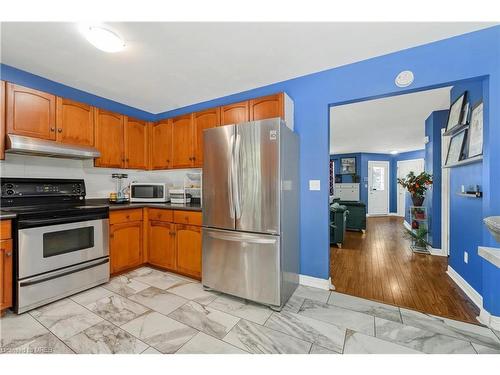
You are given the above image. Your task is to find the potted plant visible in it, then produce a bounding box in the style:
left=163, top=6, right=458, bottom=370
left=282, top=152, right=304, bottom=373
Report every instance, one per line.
left=404, top=227, right=429, bottom=252
left=397, top=171, right=433, bottom=206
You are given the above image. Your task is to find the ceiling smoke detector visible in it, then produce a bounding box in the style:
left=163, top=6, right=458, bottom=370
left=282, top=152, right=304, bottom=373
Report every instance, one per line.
left=395, top=70, right=414, bottom=88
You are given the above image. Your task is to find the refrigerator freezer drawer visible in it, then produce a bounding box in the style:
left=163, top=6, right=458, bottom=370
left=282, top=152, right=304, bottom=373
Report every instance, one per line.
left=202, top=228, right=280, bottom=307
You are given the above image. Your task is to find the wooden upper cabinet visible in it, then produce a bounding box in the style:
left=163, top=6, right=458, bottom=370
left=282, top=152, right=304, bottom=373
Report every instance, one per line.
left=175, top=224, right=202, bottom=279
left=220, top=101, right=249, bottom=125
left=1, top=81, right=5, bottom=160
left=172, top=114, right=194, bottom=168
left=193, top=107, right=220, bottom=167
left=124, top=117, right=149, bottom=169
left=150, top=119, right=172, bottom=170
left=6, top=83, right=56, bottom=140
left=249, top=93, right=284, bottom=121
left=94, top=109, right=124, bottom=168
left=56, top=97, right=94, bottom=146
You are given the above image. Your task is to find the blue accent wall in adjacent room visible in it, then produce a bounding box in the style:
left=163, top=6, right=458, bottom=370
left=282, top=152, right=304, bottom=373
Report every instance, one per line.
left=448, top=79, right=485, bottom=295
left=424, top=110, right=449, bottom=249
left=2, top=26, right=499, bottom=309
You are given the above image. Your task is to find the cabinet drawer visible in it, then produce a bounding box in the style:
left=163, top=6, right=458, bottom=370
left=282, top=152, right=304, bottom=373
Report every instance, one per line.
left=148, top=208, right=174, bottom=222
left=110, top=209, right=143, bottom=224
left=0, top=220, right=12, bottom=240
left=173, top=210, right=202, bottom=226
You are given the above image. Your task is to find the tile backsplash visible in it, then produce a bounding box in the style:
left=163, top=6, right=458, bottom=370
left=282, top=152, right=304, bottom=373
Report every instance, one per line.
left=0, top=154, right=200, bottom=198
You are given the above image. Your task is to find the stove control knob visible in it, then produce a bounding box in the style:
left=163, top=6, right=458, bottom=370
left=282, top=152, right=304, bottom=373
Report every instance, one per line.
left=6, top=189, right=14, bottom=195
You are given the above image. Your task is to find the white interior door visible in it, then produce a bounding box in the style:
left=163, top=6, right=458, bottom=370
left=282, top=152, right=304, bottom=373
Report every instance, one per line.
left=368, top=161, right=390, bottom=215
left=397, top=159, right=424, bottom=217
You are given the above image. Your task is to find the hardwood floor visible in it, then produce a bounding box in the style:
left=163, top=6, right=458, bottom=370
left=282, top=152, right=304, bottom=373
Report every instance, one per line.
left=330, top=216, right=480, bottom=324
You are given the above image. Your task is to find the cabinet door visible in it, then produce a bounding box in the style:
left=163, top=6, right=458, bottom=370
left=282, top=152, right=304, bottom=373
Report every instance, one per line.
left=6, top=83, right=56, bottom=140
left=249, top=93, right=283, bottom=121
left=1, top=81, right=5, bottom=160
left=175, top=224, right=202, bottom=279
left=148, top=221, right=176, bottom=270
left=110, top=221, right=143, bottom=274
left=0, top=239, right=13, bottom=311
left=94, top=109, right=124, bottom=168
left=150, top=120, right=172, bottom=170
left=220, top=101, right=249, bottom=125
left=124, top=117, right=149, bottom=169
left=172, top=114, right=194, bottom=168
left=193, top=107, right=220, bottom=168
left=56, top=97, right=95, bottom=146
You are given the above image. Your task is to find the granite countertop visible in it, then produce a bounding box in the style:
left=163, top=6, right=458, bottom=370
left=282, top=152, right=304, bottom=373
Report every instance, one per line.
left=0, top=211, right=18, bottom=220
left=85, top=199, right=202, bottom=212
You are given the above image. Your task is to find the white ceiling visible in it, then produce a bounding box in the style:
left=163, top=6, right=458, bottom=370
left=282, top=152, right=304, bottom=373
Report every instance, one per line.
left=0, top=22, right=494, bottom=113
left=330, top=87, right=452, bottom=154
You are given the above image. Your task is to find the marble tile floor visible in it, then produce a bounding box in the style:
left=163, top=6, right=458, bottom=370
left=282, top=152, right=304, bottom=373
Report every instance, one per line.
left=1, top=266, right=500, bottom=354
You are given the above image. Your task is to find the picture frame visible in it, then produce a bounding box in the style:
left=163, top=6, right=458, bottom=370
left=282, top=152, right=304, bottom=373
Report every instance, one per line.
left=467, top=101, right=484, bottom=158
left=445, top=91, right=468, bottom=132
left=446, top=128, right=468, bottom=165
left=340, top=157, right=356, bottom=175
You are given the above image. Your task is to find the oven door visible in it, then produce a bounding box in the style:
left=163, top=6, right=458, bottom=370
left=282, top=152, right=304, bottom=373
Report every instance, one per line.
left=18, top=218, right=109, bottom=279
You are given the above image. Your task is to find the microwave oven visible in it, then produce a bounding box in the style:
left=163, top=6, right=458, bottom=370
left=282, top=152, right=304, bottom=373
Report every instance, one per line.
left=130, top=182, right=169, bottom=202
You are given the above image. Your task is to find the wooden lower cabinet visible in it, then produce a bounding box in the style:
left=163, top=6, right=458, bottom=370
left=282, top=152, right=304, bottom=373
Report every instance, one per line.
left=1, top=220, right=13, bottom=314
left=148, top=220, right=176, bottom=270
left=110, top=220, right=143, bottom=274
left=175, top=224, right=202, bottom=279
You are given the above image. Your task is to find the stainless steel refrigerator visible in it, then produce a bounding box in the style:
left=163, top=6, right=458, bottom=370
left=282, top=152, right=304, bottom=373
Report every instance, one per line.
left=202, top=118, right=299, bottom=309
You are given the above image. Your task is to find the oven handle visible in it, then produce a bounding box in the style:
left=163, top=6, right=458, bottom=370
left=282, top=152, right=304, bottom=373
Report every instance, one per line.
left=19, top=257, right=109, bottom=287
left=18, top=214, right=107, bottom=228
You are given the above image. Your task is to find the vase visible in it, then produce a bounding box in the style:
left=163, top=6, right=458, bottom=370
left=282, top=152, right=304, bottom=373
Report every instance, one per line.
left=411, top=195, right=425, bottom=206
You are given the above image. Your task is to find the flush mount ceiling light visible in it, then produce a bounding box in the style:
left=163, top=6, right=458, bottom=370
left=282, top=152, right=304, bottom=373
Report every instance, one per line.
left=395, top=70, right=414, bottom=88
left=80, top=25, right=125, bottom=53
left=390, top=150, right=399, bottom=155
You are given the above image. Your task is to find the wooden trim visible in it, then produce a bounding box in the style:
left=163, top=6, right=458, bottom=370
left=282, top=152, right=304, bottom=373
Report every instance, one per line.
left=142, top=208, right=149, bottom=264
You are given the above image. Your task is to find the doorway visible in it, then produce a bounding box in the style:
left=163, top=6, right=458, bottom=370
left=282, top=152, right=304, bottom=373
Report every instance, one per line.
left=367, top=160, right=389, bottom=215
left=397, top=159, right=424, bottom=217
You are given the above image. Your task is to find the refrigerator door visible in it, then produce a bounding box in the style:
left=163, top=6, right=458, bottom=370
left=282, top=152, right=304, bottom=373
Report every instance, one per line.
left=202, top=125, right=236, bottom=230
left=235, top=119, right=280, bottom=234
left=202, top=228, right=280, bottom=306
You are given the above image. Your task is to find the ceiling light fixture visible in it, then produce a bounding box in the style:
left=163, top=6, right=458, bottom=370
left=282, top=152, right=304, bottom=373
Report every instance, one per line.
left=395, top=70, right=414, bottom=88
left=80, top=25, right=125, bottom=53
left=390, top=150, right=399, bottom=155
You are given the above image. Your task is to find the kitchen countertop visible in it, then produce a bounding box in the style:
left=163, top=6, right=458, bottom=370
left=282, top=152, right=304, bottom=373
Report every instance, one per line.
left=85, top=199, right=203, bottom=212
left=0, top=211, right=18, bottom=220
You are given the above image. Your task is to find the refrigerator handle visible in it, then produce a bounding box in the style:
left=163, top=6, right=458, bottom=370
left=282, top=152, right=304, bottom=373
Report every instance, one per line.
left=233, top=133, right=242, bottom=219
left=228, top=134, right=235, bottom=219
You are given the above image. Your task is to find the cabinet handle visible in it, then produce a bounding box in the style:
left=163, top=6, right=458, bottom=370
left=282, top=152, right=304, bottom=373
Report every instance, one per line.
left=126, top=215, right=130, bottom=219
left=5, top=252, right=12, bottom=257
left=57, top=128, right=63, bottom=133
left=50, top=127, right=55, bottom=132
left=110, top=234, right=114, bottom=239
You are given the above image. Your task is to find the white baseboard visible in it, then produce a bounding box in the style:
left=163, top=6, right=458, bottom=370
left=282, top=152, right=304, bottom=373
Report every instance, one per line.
left=446, top=266, right=483, bottom=309
left=428, top=247, right=447, bottom=257
left=299, top=274, right=331, bottom=290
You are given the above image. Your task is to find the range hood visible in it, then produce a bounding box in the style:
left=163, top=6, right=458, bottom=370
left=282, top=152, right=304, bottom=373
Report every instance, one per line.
left=5, top=134, right=101, bottom=159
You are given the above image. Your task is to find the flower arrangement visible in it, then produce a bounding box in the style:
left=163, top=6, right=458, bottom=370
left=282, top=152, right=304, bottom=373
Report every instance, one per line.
left=397, top=171, right=433, bottom=206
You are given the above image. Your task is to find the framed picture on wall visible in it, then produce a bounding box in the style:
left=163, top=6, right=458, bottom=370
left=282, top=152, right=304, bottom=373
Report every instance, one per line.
left=340, top=157, right=356, bottom=175
left=467, top=101, right=484, bottom=158
left=445, top=91, right=468, bottom=132
left=446, top=128, right=468, bottom=165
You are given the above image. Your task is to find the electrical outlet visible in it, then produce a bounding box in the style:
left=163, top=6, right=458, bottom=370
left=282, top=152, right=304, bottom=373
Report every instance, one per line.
left=464, top=251, right=469, bottom=264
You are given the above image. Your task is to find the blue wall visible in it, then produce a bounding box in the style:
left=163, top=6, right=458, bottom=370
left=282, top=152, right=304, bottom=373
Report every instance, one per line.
left=424, top=110, right=449, bottom=248
left=331, top=150, right=424, bottom=215
left=0, top=64, right=156, bottom=122
left=2, top=27, right=500, bottom=310
left=448, top=80, right=485, bottom=294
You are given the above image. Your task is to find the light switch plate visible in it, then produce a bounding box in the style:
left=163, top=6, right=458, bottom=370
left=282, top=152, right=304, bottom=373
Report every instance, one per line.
left=309, top=180, right=321, bottom=191
left=464, top=251, right=469, bottom=264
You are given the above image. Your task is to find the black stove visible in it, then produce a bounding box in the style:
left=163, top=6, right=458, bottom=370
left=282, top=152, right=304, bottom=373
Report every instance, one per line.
left=1, top=178, right=110, bottom=313
left=1, top=178, right=108, bottom=226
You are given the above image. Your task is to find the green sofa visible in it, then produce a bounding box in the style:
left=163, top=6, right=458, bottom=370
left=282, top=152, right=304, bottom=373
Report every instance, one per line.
left=339, top=200, right=367, bottom=233
left=330, top=203, right=348, bottom=247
